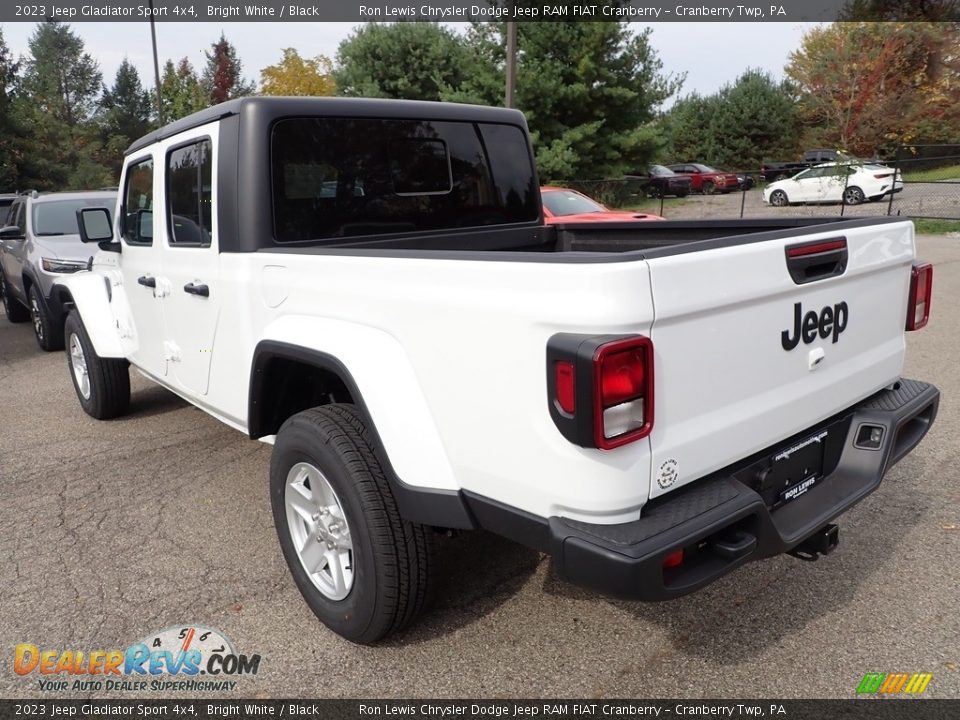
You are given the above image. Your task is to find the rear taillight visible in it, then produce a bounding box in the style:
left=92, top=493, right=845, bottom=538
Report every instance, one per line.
left=594, top=338, right=653, bottom=449
left=547, top=334, right=654, bottom=450
left=874, top=173, right=893, bottom=179
left=907, top=263, right=933, bottom=331
left=554, top=361, right=576, bottom=414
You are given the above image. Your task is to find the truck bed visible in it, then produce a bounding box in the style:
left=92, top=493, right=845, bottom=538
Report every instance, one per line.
left=269, top=216, right=904, bottom=259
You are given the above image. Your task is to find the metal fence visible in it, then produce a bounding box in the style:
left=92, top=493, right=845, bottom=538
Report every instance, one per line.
left=561, top=146, right=960, bottom=225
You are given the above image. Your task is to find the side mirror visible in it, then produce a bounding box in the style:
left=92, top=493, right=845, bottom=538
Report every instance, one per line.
left=136, top=209, right=153, bottom=242
left=76, top=207, right=113, bottom=244
left=0, top=225, right=23, bottom=240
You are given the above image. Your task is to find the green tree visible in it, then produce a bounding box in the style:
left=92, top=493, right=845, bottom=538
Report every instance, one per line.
left=0, top=28, right=21, bottom=189
left=16, top=22, right=107, bottom=190
left=100, top=60, right=151, bottom=139
left=158, top=58, right=207, bottom=121
left=660, top=93, right=716, bottom=165
left=202, top=33, right=255, bottom=104
left=701, top=70, right=801, bottom=170
left=21, top=22, right=101, bottom=127
left=260, top=48, right=336, bottom=96
left=450, top=16, right=682, bottom=180
left=334, top=23, right=470, bottom=100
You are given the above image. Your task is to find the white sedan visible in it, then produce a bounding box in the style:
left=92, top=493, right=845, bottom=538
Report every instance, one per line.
left=763, top=162, right=903, bottom=206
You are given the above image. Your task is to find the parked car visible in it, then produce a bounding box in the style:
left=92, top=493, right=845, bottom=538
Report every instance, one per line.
left=763, top=162, right=903, bottom=207
left=760, top=149, right=845, bottom=183
left=737, top=173, right=755, bottom=191
left=540, top=187, right=663, bottom=223
left=57, top=97, right=937, bottom=644
left=625, top=165, right=691, bottom=198
left=666, top=163, right=740, bottom=194
left=0, top=190, right=116, bottom=350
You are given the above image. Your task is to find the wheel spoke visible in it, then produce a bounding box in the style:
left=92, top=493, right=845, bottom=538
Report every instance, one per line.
left=299, top=537, right=326, bottom=573
left=325, top=548, right=349, bottom=597
left=286, top=483, right=316, bottom=521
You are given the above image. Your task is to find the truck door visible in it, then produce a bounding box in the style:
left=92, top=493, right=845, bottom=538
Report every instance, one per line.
left=117, top=154, right=168, bottom=378
left=157, top=125, right=221, bottom=397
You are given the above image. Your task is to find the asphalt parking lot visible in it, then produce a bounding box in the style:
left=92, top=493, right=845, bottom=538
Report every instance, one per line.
left=1, top=234, right=957, bottom=699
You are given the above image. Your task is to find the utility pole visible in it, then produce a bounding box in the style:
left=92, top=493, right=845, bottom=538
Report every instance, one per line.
left=149, top=0, right=164, bottom=124
left=505, top=21, right=517, bottom=108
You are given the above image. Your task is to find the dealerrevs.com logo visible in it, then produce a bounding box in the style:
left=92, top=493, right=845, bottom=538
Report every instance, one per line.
left=14, top=625, right=261, bottom=693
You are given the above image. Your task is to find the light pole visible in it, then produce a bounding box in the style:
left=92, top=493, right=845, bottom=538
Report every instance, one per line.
left=505, top=21, right=517, bottom=108
left=149, top=0, right=164, bottom=124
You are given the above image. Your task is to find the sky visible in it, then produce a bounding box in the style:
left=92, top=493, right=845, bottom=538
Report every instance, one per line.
left=2, top=21, right=819, bottom=103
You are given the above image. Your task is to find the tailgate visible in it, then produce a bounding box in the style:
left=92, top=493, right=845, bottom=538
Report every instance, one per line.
left=645, top=220, right=915, bottom=499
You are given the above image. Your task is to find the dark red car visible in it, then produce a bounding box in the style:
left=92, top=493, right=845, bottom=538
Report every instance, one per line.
left=666, top=163, right=740, bottom=194
left=540, top=187, right=663, bottom=224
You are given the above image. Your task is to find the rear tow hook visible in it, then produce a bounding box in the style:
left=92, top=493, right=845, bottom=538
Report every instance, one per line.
left=788, top=523, right=839, bottom=562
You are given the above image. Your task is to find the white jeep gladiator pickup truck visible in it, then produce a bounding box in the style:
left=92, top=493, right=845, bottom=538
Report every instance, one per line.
left=56, top=98, right=939, bottom=644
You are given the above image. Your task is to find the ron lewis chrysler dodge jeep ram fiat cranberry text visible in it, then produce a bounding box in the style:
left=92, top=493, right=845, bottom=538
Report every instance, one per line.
left=53, top=98, right=939, bottom=643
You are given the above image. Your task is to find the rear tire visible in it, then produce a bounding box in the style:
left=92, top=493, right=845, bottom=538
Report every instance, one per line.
left=843, top=186, right=865, bottom=205
left=29, top=285, right=64, bottom=351
left=270, top=404, right=434, bottom=644
left=702, top=181, right=716, bottom=195
left=1, top=271, right=29, bottom=323
left=64, top=311, right=130, bottom=419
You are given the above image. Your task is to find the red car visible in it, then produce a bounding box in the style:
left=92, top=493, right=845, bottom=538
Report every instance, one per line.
left=540, top=187, right=663, bottom=224
left=666, top=163, right=740, bottom=194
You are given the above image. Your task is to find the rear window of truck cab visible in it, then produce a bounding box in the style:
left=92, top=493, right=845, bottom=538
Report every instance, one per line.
left=270, top=118, right=539, bottom=243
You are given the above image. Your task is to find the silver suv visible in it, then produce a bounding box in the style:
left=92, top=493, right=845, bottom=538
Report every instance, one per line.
left=0, top=191, right=116, bottom=350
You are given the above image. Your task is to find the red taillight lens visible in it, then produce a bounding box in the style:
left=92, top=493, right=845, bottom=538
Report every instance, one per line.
left=594, top=337, right=653, bottom=449
left=600, top=348, right=646, bottom=406
left=663, top=549, right=684, bottom=569
left=907, top=263, right=933, bottom=331
left=554, top=361, right=576, bottom=415
left=874, top=173, right=893, bottom=179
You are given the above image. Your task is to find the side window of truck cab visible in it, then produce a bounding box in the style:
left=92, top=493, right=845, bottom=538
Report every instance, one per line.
left=122, top=157, right=154, bottom=245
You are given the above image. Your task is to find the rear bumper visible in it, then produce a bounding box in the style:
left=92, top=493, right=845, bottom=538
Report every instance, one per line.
left=548, top=378, right=939, bottom=601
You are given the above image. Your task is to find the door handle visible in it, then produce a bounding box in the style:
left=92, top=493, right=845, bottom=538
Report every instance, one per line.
left=137, top=275, right=156, bottom=288
left=183, top=282, right=209, bottom=297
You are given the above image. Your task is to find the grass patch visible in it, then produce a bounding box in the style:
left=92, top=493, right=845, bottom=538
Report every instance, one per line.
left=901, top=164, right=960, bottom=182
left=617, top=197, right=688, bottom=215
left=912, top=218, right=960, bottom=235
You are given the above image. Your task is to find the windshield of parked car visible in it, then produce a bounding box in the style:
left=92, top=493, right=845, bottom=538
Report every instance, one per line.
left=32, top=197, right=115, bottom=236
left=692, top=164, right=719, bottom=173
left=649, top=165, right=676, bottom=177
left=541, top=190, right=605, bottom=216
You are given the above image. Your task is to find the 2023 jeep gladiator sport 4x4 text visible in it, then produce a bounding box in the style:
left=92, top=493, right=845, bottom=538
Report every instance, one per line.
left=55, top=98, right=939, bottom=643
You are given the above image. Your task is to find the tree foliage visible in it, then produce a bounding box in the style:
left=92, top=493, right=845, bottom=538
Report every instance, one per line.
left=786, top=22, right=960, bottom=155
left=662, top=70, right=801, bottom=169
left=0, top=29, right=20, bottom=189
left=334, top=23, right=470, bottom=101
left=158, top=58, right=206, bottom=122
left=444, top=16, right=682, bottom=180
left=202, top=33, right=255, bottom=104
left=22, top=22, right=101, bottom=128
left=260, top=49, right=336, bottom=96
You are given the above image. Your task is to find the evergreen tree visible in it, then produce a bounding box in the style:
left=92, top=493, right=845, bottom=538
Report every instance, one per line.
left=158, top=58, right=207, bottom=121
left=334, top=23, right=470, bottom=101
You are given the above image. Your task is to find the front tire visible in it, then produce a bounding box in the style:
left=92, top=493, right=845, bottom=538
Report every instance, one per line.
left=270, top=404, right=434, bottom=644
left=64, top=311, right=130, bottom=419
left=1, top=271, right=29, bottom=323
left=769, top=189, right=789, bottom=207
left=29, top=285, right=64, bottom=351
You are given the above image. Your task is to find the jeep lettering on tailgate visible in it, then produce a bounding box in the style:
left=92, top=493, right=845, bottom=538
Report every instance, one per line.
left=781, top=301, right=848, bottom=351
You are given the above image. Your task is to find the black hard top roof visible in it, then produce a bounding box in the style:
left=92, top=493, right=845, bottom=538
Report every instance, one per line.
left=126, top=97, right=528, bottom=155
